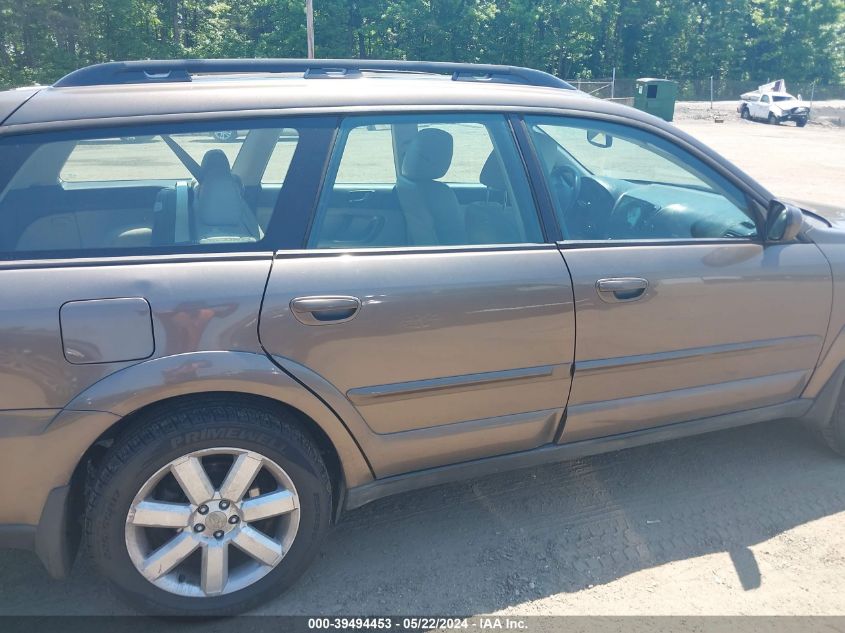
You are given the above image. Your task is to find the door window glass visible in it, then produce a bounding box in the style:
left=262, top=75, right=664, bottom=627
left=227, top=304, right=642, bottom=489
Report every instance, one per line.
left=308, top=114, right=543, bottom=248
left=526, top=116, right=757, bottom=241
left=261, top=129, right=300, bottom=184
left=335, top=124, right=397, bottom=184
left=427, top=122, right=494, bottom=183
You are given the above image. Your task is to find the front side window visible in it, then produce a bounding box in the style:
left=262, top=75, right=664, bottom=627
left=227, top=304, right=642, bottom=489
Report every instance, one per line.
left=0, top=122, right=306, bottom=255
left=308, top=114, right=543, bottom=248
left=526, top=116, right=758, bottom=241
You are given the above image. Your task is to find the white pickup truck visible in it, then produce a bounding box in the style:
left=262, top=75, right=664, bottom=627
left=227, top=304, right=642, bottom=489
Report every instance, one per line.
left=738, top=79, right=810, bottom=127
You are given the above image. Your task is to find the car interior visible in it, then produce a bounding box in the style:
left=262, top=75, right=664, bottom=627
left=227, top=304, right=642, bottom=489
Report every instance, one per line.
left=309, top=119, right=544, bottom=248
left=527, top=121, right=760, bottom=241
left=0, top=127, right=296, bottom=254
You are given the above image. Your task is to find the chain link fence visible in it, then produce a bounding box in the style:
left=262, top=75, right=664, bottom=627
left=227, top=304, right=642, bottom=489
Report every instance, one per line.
left=568, top=77, right=845, bottom=102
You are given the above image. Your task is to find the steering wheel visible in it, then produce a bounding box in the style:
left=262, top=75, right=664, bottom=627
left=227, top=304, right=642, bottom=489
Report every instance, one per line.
left=549, top=164, right=582, bottom=218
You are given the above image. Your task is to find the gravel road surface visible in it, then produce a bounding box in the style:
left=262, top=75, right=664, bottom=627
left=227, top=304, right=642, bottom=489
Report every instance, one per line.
left=3, top=423, right=845, bottom=618
left=674, top=104, right=844, bottom=215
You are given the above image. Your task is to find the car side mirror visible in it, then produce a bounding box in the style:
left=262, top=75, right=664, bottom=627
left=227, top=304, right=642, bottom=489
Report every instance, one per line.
left=766, top=200, right=804, bottom=242
left=586, top=130, right=613, bottom=148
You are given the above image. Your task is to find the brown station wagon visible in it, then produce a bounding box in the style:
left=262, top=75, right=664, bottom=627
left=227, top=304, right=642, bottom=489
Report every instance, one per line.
left=1, top=59, right=844, bottom=615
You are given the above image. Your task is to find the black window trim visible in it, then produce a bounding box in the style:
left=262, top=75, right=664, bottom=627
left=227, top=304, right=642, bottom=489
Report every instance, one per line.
left=509, top=115, right=563, bottom=242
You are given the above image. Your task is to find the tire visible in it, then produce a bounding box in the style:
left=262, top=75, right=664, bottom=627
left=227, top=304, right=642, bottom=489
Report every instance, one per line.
left=212, top=130, right=238, bottom=142
left=767, top=113, right=779, bottom=125
left=740, top=106, right=750, bottom=120
left=86, top=398, right=332, bottom=615
left=818, top=396, right=845, bottom=457
left=797, top=118, right=808, bottom=128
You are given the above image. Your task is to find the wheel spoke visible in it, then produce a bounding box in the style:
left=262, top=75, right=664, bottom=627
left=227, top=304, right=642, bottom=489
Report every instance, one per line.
left=129, top=500, right=191, bottom=528
left=201, top=541, right=229, bottom=596
left=127, top=447, right=300, bottom=597
left=233, top=525, right=283, bottom=566
left=242, top=489, right=298, bottom=522
left=140, top=532, right=199, bottom=581
left=170, top=456, right=215, bottom=505
left=218, top=453, right=263, bottom=502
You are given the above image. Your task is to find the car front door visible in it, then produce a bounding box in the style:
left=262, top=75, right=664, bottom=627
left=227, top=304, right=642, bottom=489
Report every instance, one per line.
left=259, top=113, right=576, bottom=477
left=754, top=94, right=770, bottom=119
left=523, top=115, right=832, bottom=443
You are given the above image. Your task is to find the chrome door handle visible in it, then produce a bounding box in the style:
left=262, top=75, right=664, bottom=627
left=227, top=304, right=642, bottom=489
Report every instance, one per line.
left=290, top=296, right=361, bottom=325
left=596, top=278, right=649, bottom=303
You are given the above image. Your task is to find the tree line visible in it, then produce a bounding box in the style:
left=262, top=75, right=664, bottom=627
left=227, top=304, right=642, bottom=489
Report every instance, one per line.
left=1, top=0, right=843, bottom=90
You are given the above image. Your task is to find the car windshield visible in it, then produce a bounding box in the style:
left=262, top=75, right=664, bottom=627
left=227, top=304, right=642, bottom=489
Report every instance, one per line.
left=773, top=95, right=795, bottom=102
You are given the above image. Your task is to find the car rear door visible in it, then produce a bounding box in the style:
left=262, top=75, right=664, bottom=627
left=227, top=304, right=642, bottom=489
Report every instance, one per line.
left=259, top=113, right=576, bottom=477
left=0, top=117, right=326, bottom=415
left=521, top=115, right=832, bottom=443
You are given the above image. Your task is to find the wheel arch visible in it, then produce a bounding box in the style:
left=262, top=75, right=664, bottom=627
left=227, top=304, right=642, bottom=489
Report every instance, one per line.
left=42, top=351, right=373, bottom=577
left=72, top=390, right=353, bottom=508
left=62, top=350, right=373, bottom=488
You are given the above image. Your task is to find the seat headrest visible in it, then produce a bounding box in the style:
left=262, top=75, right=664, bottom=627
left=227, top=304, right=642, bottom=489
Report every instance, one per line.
left=196, top=149, right=246, bottom=227
left=401, top=128, right=453, bottom=181
left=479, top=152, right=505, bottom=191
left=532, top=132, right=565, bottom=169
left=200, top=149, right=232, bottom=181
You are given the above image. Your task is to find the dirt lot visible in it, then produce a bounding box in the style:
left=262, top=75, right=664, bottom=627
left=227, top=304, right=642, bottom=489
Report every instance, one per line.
left=674, top=102, right=845, bottom=216
left=3, top=422, right=845, bottom=619
left=2, top=106, right=845, bottom=621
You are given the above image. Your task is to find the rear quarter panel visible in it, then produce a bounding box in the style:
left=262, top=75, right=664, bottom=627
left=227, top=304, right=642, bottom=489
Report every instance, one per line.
left=0, top=256, right=270, bottom=410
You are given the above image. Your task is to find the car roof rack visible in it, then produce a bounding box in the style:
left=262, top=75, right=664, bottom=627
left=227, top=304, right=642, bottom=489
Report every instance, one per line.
left=53, top=58, right=576, bottom=91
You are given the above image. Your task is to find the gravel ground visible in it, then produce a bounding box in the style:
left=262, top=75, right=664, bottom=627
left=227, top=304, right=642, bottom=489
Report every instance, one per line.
left=3, top=421, right=845, bottom=619
left=673, top=102, right=844, bottom=215
left=2, top=103, right=845, bottom=622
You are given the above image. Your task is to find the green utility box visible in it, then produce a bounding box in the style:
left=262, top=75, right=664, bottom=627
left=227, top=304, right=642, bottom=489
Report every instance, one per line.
left=634, top=78, right=678, bottom=121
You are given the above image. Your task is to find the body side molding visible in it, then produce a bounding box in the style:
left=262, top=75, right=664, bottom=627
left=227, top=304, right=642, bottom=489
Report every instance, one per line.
left=345, top=398, right=811, bottom=510
left=576, top=335, right=822, bottom=374
left=346, top=364, right=561, bottom=404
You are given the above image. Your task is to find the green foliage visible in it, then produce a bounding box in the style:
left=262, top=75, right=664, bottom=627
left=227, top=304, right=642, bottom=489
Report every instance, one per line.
left=1, top=0, right=843, bottom=89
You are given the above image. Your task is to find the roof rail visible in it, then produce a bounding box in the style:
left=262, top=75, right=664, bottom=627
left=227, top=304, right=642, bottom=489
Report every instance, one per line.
left=53, top=58, right=575, bottom=91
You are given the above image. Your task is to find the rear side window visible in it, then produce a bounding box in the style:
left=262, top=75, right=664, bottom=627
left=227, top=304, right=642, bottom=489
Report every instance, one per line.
left=60, top=132, right=244, bottom=183
left=307, top=114, right=544, bottom=249
left=0, top=121, right=316, bottom=256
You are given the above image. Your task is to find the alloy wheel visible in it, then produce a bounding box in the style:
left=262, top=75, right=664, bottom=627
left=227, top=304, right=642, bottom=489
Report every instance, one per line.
left=125, top=447, right=300, bottom=597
